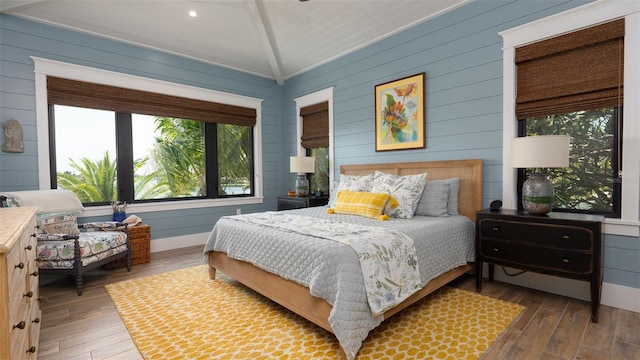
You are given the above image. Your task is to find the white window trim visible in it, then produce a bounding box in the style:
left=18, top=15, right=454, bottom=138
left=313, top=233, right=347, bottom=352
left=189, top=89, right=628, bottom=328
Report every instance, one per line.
left=500, top=0, right=640, bottom=236
left=31, top=56, right=264, bottom=217
left=293, top=88, right=335, bottom=190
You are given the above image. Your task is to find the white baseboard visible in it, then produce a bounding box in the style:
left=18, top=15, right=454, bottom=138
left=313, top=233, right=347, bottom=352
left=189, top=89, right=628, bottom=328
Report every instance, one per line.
left=150, top=232, right=208, bottom=253
left=151, top=238, right=640, bottom=314
left=488, top=265, right=640, bottom=314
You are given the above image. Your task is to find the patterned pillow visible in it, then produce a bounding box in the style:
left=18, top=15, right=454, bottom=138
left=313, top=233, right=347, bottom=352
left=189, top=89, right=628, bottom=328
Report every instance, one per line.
left=327, top=173, right=377, bottom=208
left=36, top=212, right=81, bottom=235
left=330, top=190, right=395, bottom=220
left=371, top=171, right=428, bottom=219
left=415, top=181, right=450, bottom=217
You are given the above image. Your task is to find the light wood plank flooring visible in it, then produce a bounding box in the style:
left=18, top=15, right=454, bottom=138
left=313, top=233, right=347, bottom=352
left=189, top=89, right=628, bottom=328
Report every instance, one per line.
left=37, top=246, right=640, bottom=360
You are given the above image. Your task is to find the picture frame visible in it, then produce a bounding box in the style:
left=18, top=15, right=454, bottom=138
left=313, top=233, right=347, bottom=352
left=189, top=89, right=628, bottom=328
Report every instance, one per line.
left=374, top=73, right=425, bottom=151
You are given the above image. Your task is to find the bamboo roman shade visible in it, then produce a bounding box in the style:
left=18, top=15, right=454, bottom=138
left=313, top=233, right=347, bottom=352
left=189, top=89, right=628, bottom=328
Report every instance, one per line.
left=515, top=19, right=624, bottom=119
left=300, top=101, right=329, bottom=148
left=47, top=77, right=256, bottom=127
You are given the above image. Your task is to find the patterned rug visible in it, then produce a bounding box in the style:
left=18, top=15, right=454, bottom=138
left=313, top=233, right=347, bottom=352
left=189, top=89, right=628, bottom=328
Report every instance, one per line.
left=105, top=265, right=524, bottom=359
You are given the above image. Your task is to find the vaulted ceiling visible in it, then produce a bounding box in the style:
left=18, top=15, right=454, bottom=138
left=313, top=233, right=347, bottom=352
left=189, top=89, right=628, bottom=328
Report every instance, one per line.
left=1, top=0, right=470, bottom=84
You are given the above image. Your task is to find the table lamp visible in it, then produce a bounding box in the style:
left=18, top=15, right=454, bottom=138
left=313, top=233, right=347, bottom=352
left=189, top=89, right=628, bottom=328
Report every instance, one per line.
left=290, top=156, right=315, bottom=197
left=511, top=135, right=570, bottom=214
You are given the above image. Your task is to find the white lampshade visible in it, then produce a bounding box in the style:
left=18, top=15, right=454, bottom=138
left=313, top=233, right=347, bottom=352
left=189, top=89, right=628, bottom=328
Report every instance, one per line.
left=290, top=156, right=316, bottom=174
left=511, top=135, right=570, bottom=168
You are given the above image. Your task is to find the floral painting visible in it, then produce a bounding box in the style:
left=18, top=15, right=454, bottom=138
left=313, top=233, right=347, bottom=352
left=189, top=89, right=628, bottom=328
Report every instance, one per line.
left=375, top=73, right=425, bottom=151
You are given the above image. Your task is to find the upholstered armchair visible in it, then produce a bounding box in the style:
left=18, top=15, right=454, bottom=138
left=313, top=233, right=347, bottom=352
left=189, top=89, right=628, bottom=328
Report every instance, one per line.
left=0, top=189, right=131, bottom=295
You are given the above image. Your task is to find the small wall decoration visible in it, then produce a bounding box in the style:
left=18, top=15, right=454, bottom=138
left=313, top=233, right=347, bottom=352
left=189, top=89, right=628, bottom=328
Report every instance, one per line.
left=375, top=73, right=425, bottom=151
left=1, top=119, right=24, bottom=153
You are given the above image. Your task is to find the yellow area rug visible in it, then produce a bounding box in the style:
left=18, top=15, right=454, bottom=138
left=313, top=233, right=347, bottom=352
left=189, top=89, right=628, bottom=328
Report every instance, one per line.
left=106, top=265, right=524, bottom=359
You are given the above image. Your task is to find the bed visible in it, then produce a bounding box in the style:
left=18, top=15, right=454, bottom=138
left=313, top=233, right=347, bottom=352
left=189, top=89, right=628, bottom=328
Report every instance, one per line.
left=204, top=159, right=482, bottom=359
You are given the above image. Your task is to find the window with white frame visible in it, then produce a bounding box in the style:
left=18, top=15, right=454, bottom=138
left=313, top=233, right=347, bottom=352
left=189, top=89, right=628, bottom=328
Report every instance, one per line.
left=500, top=1, right=640, bottom=235
left=33, top=57, right=264, bottom=211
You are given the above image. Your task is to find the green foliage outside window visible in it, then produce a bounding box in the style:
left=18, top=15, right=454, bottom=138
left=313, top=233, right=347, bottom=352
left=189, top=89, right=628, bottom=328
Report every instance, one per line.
left=56, top=115, right=251, bottom=203
left=524, top=108, right=619, bottom=214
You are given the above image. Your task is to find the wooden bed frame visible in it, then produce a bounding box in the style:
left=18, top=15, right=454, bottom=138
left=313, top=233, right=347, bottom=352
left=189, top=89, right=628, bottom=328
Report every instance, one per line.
left=208, top=159, right=483, bottom=357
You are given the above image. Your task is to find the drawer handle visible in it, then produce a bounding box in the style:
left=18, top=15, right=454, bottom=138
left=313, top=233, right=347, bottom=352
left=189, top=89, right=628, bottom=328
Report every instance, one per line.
left=24, top=291, right=33, bottom=298
left=493, top=248, right=499, bottom=252
left=13, top=321, right=26, bottom=330
left=31, top=271, right=39, bottom=277
left=562, top=258, right=570, bottom=264
left=32, top=318, right=40, bottom=324
left=15, top=262, right=24, bottom=269
left=26, top=346, right=36, bottom=354
left=492, top=227, right=500, bottom=231
left=25, top=244, right=33, bottom=250
left=562, top=235, right=570, bottom=240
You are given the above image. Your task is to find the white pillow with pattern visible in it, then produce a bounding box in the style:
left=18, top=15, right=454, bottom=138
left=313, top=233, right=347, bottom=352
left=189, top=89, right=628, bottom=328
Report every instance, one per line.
left=327, top=173, right=377, bottom=208
left=371, top=171, right=428, bottom=219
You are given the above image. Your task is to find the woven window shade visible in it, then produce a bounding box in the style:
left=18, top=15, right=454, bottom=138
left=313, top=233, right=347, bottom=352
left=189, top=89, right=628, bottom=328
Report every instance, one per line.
left=47, top=77, right=256, bottom=127
left=300, top=101, right=329, bottom=148
left=515, top=19, right=624, bottom=119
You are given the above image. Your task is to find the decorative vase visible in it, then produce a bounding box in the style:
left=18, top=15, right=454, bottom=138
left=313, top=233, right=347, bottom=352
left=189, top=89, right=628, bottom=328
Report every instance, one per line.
left=294, top=174, right=309, bottom=197
left=113, top=211, right=126, bottom=222
left=522, top=172, right=554, bottom=215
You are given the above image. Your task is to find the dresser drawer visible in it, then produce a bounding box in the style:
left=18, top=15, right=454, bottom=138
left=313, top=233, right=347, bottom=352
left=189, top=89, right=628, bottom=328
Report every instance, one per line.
left=479, top=238, right=593, bottom=275
left=479, top=219, right=593, bottom=251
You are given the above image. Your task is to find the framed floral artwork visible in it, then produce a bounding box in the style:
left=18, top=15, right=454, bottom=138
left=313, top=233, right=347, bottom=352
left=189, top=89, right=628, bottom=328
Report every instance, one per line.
left=374, top=73, right=425, bottom=151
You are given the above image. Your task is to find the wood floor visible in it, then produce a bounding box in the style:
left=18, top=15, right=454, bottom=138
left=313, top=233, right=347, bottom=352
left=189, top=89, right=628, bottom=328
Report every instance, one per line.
left=37, top=245, right=640, bottom=360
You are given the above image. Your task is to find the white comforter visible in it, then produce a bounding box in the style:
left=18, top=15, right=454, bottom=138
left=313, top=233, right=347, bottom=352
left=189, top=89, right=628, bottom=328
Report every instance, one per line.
left=204, top=207, right=475, bottom=359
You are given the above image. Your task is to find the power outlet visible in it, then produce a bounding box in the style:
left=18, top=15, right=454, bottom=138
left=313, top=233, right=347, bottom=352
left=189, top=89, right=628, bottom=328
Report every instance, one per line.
left=236, top=208, right=241, bottom=215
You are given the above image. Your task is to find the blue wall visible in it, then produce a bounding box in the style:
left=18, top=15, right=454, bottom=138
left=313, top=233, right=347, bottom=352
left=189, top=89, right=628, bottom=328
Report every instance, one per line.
left=1, top=0, right=638, bottom=291
left=281, top=0, right=638, bottom=291
left=0, top=13, right=284, bottom=241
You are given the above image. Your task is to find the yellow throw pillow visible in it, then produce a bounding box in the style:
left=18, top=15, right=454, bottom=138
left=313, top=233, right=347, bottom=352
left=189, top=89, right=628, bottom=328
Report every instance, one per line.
left=328, top=190, right=397, bottom=220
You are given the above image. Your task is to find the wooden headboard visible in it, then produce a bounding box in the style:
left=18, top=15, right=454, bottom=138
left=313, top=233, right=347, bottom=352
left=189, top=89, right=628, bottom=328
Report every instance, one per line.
left=340, top=159, right=483, bottom=222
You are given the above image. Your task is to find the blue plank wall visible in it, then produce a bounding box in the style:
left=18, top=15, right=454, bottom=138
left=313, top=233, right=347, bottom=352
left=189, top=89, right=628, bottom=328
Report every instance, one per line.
left=282, top=0, right=639, bottom=301
left=0, top=13, right=284, bottom=243
left=1, top=0, right=638, bottom=303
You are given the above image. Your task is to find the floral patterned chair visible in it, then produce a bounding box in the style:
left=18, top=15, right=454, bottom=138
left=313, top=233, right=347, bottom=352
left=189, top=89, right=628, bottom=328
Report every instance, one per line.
left=0, top=189, right=131, bottom=295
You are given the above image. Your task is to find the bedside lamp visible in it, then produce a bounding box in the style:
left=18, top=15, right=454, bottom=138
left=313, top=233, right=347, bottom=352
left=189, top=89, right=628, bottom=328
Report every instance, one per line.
left=511, top=135, right=570, bottom=215
left=290, top=156, right=315, bottom=197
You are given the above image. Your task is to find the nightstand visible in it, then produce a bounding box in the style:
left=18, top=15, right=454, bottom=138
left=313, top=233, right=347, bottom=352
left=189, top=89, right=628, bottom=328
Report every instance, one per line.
left=104, top=223, right=151, bottom=269
left=475, top=209, right=604, bottom=322
left=277, top=196, right=328, bottom=211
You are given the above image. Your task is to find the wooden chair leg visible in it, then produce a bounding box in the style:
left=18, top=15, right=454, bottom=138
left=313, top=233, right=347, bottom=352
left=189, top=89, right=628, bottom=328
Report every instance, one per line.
left=73, top=237, right=84, bottom=296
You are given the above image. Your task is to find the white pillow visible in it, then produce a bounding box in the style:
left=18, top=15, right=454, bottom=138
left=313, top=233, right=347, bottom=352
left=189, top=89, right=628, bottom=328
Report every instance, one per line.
left=0, top=189, right=84, bottom=214
left=328, top=173, right=376, bottom=208
left=371, top=171, right=427, bottom=219
left=415, top=181, right=450, bottom=217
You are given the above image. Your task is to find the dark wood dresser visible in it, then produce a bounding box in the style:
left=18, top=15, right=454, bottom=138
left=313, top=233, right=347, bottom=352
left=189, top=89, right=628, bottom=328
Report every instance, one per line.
left=475, top=209, right=604, bottom=322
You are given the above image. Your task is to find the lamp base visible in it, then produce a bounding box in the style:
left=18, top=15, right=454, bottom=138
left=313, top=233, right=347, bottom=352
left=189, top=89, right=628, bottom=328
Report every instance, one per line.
left=294, top=174, right=309, bottom=197
left=522, top=172, right=554, bottom=215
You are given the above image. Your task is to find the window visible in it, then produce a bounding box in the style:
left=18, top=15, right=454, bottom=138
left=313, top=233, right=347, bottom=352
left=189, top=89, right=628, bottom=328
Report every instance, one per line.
left=295, top=89, right=334, bottom=197
left=47, top=77, right=255, bottom=206
left=514, top=19, right=624, bottom=218
left=518, top=108, right=622, bottom=216
left=300, top=101, right=329, bottom=195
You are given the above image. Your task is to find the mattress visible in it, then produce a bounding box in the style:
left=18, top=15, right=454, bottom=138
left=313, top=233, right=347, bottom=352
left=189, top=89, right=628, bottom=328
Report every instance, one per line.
left=204, top=207, right=475, bottom=359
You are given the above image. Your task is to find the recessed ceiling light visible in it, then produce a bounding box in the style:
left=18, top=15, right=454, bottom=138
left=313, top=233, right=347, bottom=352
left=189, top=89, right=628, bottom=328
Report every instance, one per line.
left=188, top=10, right=197, bottom=17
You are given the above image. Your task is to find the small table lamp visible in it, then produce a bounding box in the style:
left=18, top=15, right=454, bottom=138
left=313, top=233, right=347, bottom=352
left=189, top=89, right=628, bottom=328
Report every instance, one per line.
left=290, top=156, right=315, bottom=197
left=511, top=135, right=570, bottom=214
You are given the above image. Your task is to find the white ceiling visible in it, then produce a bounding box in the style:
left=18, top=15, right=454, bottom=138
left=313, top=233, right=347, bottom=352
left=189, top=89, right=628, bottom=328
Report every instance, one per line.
left=1, top=0, right=470, bottom=84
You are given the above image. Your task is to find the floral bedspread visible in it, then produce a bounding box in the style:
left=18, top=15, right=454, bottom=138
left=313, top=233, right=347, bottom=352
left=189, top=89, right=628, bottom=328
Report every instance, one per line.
left=229, top=212, right=421, bottom=316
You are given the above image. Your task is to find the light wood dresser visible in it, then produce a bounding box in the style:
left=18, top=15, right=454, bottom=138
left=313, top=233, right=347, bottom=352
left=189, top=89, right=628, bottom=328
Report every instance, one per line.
left=0, top=207, right=41, bottom=359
